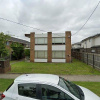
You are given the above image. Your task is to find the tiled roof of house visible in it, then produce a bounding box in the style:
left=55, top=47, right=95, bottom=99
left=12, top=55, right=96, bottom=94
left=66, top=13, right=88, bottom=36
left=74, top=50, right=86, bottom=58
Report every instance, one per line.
left=10, top=37, right=30, bottom=44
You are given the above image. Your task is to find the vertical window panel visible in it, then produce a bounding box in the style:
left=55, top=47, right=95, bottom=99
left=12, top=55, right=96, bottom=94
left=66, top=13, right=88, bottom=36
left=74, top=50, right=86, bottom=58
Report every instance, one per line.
left=52, top=51, right=65, bottom=59
left=52, top=38, right=65, bottom=44
left=35, top=51, right=47, bottom=59
left=35, top=38, right=47, bottom=44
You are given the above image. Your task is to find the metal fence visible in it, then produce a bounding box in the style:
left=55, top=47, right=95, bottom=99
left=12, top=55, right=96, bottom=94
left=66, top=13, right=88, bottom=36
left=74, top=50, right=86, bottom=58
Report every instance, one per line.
left=72, top=52, right=100, bottom=70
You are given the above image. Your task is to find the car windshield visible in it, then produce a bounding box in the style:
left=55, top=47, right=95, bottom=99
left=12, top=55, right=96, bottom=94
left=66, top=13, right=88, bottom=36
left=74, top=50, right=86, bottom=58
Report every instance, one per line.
left=58, top=77, right=82, bottom=99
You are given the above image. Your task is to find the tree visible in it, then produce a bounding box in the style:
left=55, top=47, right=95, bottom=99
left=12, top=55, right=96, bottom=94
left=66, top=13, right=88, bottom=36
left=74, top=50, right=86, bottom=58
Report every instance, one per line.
left=0, top=32, right=10, bottom=58
left=10, top=42, right=24, bottom=60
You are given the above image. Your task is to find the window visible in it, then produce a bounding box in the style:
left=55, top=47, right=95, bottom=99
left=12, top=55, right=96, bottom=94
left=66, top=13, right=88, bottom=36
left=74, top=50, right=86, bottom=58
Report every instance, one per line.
left=59, top=78, right=84, bottom=100
left=35, top=51, right=47, bottom=59
left=52, top=51, right=65, bottom=59
left=18, top=83, right=36, bottom=99
left=52, top=37, right=65, bottom=44
left=41, top=84, right=74, bottom=100
left=35, top=37, right=47, bottom=45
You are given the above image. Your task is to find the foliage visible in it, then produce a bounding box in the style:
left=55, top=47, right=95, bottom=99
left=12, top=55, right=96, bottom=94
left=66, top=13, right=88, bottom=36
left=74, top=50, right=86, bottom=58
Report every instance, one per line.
left=24, top=49, right=30, bottom=57
left=9, top=59, right=100, bottom=75
left=0, top=32, right=10, bottom=58
left=10, top=42, right=24, bottom=60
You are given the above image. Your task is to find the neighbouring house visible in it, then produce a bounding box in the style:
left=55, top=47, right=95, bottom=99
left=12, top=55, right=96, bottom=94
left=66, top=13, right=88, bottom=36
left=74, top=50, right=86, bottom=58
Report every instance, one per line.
left=71, top=42, right=83, bottom=53
left=6, top=37, right=30, bottom=49
left=72, top=42, right=81, bottom=49
left=72, top=34, right=100, bottom=54
left=81, top=34, right=100, bottom=53
left=25, top=31, right=71, bottom=63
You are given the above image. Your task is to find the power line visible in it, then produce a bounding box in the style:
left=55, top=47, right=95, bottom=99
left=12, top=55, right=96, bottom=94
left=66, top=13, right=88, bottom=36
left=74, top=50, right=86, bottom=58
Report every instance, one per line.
left=72, top=1, right=100, bottom=36
left=50, top=1, right=100, bottom=38
left=0, top=17, right=46, bottom=32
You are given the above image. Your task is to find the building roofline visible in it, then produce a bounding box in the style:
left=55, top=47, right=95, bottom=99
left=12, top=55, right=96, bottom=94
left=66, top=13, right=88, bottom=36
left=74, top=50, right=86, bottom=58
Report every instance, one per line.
left=72, top=42, right=81, bottom=45
left=25, top=34, right=30, bottom=38
left=10, top=37, right=30, bottom=44
left=81, top=33, right=100, bottom=42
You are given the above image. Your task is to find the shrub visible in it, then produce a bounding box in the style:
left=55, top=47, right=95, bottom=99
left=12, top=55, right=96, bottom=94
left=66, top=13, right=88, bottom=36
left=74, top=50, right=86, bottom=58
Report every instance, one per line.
left=24, top=49, right=30, bottom=57
left=11, top=42, right=24, bottom=60
left=0, top=32, right=10, bottom=59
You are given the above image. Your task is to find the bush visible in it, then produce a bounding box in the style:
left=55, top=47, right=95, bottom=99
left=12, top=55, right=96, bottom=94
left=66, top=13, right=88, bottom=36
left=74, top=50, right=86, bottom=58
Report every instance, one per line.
left=24, top=49, right=30, bottom=57
left=0, top=32, right=10, bottom=59
left=11, top=42, right=24, bottom=60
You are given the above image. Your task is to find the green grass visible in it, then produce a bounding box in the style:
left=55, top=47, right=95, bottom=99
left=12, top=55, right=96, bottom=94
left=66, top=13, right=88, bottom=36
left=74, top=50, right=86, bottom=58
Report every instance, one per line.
left=0, top=79, right=14, bottom=92
left=73, top=81, right=100, bottom=97
left=10, top=60, right=19, bottom=64
left=0, top=79, right=100, bottom=97
left=9, top=59, right=100, bottom=75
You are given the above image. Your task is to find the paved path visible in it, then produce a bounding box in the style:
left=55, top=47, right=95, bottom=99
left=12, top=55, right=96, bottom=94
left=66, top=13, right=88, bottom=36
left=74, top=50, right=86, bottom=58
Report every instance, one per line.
left=0, top=74, right=100, bottom=82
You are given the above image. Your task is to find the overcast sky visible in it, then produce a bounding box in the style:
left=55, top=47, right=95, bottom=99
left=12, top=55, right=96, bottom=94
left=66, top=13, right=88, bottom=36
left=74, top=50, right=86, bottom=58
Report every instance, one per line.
left=0, top=0, right=100, bottom=43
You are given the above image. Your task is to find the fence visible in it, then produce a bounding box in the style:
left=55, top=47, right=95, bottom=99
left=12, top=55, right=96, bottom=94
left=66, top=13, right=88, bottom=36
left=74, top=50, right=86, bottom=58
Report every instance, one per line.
left=72, top=52, right=100, bottom=70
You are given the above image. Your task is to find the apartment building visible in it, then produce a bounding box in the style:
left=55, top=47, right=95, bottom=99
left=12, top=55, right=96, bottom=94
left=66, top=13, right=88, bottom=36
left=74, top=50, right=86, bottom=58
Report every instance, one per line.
left=25, top=31, right=71, bottom=63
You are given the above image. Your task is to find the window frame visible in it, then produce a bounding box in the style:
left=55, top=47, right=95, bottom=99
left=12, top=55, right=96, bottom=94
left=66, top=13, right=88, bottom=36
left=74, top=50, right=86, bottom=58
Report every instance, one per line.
left=35, top=50, right=47, bottom=59
left=52, top=37, right=65, bottom=45
left=38, top=83, right=77, bottom=100
left=17, top=83, right=41, bottom=99
left=35, top=37, right=47, bottom=45
left=52, top=50, right=65, bottom=59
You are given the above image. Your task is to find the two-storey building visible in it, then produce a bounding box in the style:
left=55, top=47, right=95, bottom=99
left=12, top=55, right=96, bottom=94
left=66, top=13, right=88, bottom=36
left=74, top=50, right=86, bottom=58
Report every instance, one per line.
left=25, top=31, right=71, bottom=63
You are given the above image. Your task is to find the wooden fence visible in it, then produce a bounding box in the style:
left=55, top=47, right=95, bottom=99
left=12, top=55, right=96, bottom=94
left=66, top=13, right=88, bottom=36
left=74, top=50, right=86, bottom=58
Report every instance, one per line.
left=72, top=52, right=100, bottom=70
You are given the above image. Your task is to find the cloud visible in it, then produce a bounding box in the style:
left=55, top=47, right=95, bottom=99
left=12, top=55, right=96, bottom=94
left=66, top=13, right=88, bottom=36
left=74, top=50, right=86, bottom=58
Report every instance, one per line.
left=0, top=0, right=100, bottom=43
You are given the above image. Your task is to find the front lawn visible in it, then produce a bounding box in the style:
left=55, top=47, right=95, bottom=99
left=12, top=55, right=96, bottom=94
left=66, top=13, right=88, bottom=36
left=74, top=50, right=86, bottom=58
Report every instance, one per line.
left=0, top=79, right=100, bottom=97
left=9, top=59, right=100, bottom=75
left=0, top=79, right=13, bottom=92
left=73, top=81, right=100, bottom=97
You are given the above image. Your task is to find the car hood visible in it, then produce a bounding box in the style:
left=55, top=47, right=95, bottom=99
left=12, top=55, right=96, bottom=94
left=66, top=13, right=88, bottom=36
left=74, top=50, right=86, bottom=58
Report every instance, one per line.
left=79, top=86, right=100, bottom=100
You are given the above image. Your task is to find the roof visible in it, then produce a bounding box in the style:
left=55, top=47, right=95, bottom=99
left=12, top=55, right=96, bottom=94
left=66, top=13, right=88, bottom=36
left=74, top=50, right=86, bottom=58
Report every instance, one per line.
left=72, top=42, right=81, bottom=45
left=91, top=45, right=100, bottom=48
left=82, top=34, right=100, bottom=42
left=10, top=37, right=30, bottom=44
left=25, top=33, right=65, bottom=38
left=14, top=74, right=59, bottom=85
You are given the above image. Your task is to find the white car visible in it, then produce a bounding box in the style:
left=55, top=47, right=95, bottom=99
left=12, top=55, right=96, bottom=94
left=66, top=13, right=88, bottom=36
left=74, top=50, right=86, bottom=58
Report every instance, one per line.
left=1, top=74, right=100, bottom=100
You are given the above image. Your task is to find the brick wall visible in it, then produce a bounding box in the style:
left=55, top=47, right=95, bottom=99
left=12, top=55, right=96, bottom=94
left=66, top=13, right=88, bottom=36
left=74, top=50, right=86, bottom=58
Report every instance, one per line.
left=65, top=31, right=71, bottom=63
left=0, top=60, right=11, bottom=73
left=47, top=32, right=52, bottom=62
left=30, top=32, right=35, bottom=62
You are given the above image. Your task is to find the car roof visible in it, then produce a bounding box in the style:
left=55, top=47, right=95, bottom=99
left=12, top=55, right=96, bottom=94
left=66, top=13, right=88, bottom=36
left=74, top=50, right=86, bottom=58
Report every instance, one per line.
left=14, top=74, right=59, bottom=85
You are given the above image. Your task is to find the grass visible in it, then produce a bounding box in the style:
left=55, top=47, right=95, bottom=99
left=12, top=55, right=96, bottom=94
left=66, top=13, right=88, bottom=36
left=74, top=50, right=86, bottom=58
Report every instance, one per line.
left=73, top=81, right=100, bottom=97
left=0, top=79, right=100, bottom=97
left=0, top=79, right=14, bottom=92
left=9, top=59, right=100, bottom=75
left=10, top=60, right=20, bottom=64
